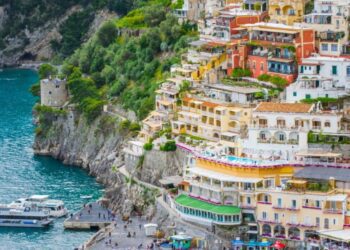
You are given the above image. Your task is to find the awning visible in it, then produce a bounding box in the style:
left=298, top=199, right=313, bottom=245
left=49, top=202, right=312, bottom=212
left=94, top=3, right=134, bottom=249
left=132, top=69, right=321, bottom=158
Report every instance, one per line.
left=188, top=167, right=263, bottom=183
left=318, top=229, right=350, bottom=242
left=326, top=194, right=347, bottom=202
left=175, top=194, right=241, bottom=215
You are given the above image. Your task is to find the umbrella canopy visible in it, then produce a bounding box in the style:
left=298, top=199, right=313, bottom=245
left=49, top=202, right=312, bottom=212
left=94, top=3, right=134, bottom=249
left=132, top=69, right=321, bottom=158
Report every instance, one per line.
left=272, top=241, right=286, bottom=249
left=245, top=240, right=258, bottom=247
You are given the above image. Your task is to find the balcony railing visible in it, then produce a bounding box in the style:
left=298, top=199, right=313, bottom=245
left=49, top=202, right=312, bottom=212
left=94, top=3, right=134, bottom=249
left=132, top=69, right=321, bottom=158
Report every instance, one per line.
left=323, top=209, right=343, bottom=214
left=302, top=205, right=322, bottom=210
left=257, top=201, right=272, bottom=205
left=251, top=34, right=294, bottom=44
left=268, top=68, right=294, bottom=75
left=286, top=206, right=300, bottom=211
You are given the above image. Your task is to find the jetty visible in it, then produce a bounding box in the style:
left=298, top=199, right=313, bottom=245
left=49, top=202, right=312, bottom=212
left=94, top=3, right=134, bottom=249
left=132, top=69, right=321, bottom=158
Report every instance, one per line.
left=64, top=202, right=113, bottom=230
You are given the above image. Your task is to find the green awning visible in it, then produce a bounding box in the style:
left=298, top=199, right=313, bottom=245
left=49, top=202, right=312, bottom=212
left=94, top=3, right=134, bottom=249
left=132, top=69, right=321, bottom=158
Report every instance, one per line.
left=175, top=194, right=241, bottom=215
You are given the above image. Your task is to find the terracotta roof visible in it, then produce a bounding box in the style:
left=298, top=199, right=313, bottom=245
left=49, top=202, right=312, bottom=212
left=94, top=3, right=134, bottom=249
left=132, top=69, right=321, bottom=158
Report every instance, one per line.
left=255, top=102, right=313, bottom=113
left=182, top=97, right=193, bottom=102
left=202, top=101, right=219, bottom=108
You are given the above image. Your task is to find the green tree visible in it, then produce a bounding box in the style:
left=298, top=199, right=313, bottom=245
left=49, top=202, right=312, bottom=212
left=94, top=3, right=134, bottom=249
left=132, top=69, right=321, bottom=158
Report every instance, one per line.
left=97, top=21, right=119, bottom=47
left=38, top=64, right=57, bottom=79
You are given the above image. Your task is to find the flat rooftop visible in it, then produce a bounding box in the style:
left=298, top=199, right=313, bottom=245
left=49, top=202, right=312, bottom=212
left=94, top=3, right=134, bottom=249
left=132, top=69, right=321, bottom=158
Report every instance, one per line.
left=294, top=167, right=350, bottom=182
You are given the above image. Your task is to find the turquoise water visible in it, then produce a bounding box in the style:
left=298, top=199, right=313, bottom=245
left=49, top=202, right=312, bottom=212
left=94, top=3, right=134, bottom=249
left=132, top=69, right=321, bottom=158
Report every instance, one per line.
left=0, top=69, right=103, bottom=249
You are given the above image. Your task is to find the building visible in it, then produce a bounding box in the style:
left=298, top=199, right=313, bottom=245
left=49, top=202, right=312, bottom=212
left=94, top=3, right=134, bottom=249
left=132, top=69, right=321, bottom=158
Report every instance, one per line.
left=204, top=83, right=261, bottom=104
left=139, top=111, right=168, bottom=142
left=155, top=79, right=181, bottom=116
left=268, top=0, right=306, bottom=25
left=303, top=0, right=350, bottom=56
left=212, top=5, right=266, bottom=42
left=286, top=55, right=350, bottom=102
left=243, top=0, right=267, bottom=12
left=256, top=174, right=348, bottom=248
left=241, top=22, right=316, bottom=83
left=242, top=102, right=343, bottom=161
left=40, top=78, right=68, bottom=107
left=171, top=96, right=252, bottom=145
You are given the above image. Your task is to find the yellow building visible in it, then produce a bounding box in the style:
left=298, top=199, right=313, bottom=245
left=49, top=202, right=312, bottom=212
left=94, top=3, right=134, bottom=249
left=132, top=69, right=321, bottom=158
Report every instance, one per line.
left=256, top=166, right=350, bottom=248
left=268, top=0, right=306, bottom=25
left=171, top=96, right=252, bottom=154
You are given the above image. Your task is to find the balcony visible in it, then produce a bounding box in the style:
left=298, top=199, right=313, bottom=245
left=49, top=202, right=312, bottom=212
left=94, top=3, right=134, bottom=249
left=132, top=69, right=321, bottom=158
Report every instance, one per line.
left=302, top=205, right=322, bottom=210
left=257, top=201, right=272, bottom=205
left=300, top=223, right=318, bottom=228
left=323, top=209, right=343, bottom=214
left=273, top=205, right=285, bottom=210
left=287, top=222, right=300, bottom=227
left=286, top=206, right=300, bottom=211
left=251, top=33, right=295, bottom=44
left=319, top=31, right=345, bottom=42
left=268, top=67, right=294, bottom=75
left=257, top=218, right=281, bottom=224
left=249, top=48, right=269, bottom=57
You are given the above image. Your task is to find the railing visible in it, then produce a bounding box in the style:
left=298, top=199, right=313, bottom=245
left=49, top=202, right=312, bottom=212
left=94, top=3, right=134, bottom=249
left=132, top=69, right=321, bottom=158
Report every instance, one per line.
left=286, top=206, right=300, bottom=211
left=323, top=209, right=343, bottom=214
left=251, top=35, right=294, bottom=44
left=268, top=68, right=294, bottom=75
left=302, top=205, right=322, bottom=210
left=257, top=201, right=272, bottom=205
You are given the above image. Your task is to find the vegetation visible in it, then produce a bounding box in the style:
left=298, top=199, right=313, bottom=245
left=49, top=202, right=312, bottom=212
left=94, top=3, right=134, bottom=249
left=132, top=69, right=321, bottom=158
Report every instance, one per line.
left=38, top=64, right=58, bottom=79
left=160, top=140, right=177, bottom=151
left=308, top=131, right=350, bottom=145
left=62, top=2, right=197, bottom=120
left=143, top=142, right=153, bottom=151
left=301, top=97, right=338, bottom=105
left=257, top=74, right=288, bottom=88
left=231, top=67, right=252, bottom=78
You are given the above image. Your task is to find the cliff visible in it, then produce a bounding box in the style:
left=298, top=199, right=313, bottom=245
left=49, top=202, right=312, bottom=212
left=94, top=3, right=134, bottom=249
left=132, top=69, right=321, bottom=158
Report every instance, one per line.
left=33, top=107, right=185, bottom=216
left=0, top=3, right=115, bottom=67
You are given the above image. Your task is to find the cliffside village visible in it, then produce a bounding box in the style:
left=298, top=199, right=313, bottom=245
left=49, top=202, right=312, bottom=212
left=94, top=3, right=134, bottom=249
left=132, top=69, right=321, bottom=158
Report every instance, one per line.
left=40, top=0, right=350, bottom=249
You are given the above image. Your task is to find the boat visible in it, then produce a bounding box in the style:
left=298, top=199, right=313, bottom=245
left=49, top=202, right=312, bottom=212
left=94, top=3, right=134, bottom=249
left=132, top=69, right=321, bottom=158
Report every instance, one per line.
left=80, top=195, right=93, bottom=199
left=0, top=207, right=53, bottom=228
left=9, top=195, right=68, bottom=218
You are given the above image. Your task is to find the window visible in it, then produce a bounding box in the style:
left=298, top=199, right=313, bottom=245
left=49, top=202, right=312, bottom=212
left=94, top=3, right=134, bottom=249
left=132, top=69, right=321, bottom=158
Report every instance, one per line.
left=324, top=218, right=329, bottom=229
left=333, top=219, right=337, bottom=225
left=247, top=197, right=251, bottom=204
left=260, top=62, right=264, bottom=70
left=347, top=66, right=350, bottom=77
left=321, top=44, right=328, bottom=51
left=316, top=217, right=320, bottom=227
left=292, top=200, right=297, bottom=208
left=332, top=65, right=338, bottom=75
left=305, top=94, right=311, bottom=99
left=274, top=213, right=279, bottom=222
left=331, top=44, right=338, bottom=52
left=293, top=92, right=297, bottom=97
left=262, top=212, right=267, bottom=219
left=277, top=198, right=282, bottom=207
left=253, top=61, right=256, bottom=69
left=279, top=133, right=285, bottom=141
left=316, top=200, right=321, bottom=208
left=264, top=195, right=269, bottom=202
left=325, top=121, right=331, bottom=127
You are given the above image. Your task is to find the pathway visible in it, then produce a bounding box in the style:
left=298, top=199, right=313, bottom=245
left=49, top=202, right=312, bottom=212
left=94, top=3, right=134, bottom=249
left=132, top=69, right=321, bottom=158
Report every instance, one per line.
left=64, top=202, right=113, bottom=229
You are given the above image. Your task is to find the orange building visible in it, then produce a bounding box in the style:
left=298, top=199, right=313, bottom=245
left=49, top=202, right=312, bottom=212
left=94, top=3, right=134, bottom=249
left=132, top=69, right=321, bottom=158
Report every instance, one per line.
left=239, top=23, right=316, bottom=83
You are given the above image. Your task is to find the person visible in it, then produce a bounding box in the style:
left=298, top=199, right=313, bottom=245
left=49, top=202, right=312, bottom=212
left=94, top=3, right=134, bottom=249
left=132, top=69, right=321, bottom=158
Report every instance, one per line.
left=98, top=212, right=101, bottom=219
left=88, top=209, right=90, bottom=214
left=109, top=239, right=112, bottom=245
left=127, top=232, right=131, bottom=238
left=133, top=232, right=136, bottom=237
left=109, top=232, right=112, bottom=237
left=103, top=214, right=106, bottom=219
left=138, top=243, right=142, bottom=249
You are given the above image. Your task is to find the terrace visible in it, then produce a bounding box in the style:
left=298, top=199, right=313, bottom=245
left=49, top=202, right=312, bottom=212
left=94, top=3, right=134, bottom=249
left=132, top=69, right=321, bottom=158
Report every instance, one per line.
left=251, top=31, right=296, bottom=44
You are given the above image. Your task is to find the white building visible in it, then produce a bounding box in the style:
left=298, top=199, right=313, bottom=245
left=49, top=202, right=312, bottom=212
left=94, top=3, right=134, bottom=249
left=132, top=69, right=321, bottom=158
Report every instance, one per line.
left=286, top=55, right=350, bottom=102
left=40, top=78, right=68, bottom=107
left=242, top=102, right=342, bottom=161
left=303, top=0, right=350, bottom=56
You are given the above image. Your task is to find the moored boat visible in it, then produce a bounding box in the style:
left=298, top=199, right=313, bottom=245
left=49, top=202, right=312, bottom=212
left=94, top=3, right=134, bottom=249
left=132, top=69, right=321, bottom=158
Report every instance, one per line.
left=0, top=207, right=53, bottom=228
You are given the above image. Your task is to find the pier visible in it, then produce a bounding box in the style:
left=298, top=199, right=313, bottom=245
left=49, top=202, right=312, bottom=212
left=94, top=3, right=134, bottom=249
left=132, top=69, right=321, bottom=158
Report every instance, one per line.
left=64, top=202, right=113, bottom=230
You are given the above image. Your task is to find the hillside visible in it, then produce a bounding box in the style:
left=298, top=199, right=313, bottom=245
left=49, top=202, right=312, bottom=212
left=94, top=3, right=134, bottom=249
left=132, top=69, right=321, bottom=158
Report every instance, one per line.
left=0, top=0, right=135, bottom=66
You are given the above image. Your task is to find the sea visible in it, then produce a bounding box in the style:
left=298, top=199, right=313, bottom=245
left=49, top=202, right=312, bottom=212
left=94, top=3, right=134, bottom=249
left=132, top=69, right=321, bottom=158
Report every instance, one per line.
left=0, top=68, right=103, bottom=249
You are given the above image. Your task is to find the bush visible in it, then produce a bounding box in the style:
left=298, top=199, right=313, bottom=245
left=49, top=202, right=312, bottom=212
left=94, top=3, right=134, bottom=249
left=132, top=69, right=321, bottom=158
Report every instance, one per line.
left=29, top=83, right=40, bottom=97
left=97, top=21, right=118, bottom=47
left=257, top=74, right=271, bottom=82
left=38, top=64, right=57, bottom=79
left=269, top=76, right=288, bottom=88
left=231, top=67, right=252, bottom=78
left=129, top=122, right=141, bottom=132
left=143, top=142, right=153, bottom=151
left=160, top=140, right=177, bottom=151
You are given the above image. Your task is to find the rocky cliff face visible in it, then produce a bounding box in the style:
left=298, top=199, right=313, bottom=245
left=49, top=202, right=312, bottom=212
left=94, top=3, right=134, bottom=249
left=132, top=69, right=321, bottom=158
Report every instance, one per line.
left=0, top=6, right=114, bottom=67
left=33, top=108, right=185, bottom=216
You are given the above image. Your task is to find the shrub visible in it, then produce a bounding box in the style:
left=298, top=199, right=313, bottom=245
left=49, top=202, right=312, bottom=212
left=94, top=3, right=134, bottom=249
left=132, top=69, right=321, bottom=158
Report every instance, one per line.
left=269, top=76, right=288, bottom=88
left=160, top=140, right=177, bottom=151
left=29, top=83, right=40, bottom=97
left=257, top=74, right=271, bottom=82
left=129, top=122, right=141, bottom=132
left=231, top=67, right=252, bottom=78
left=119, top=119, right=131, bottom=130
left=38, top=64, right=57, bottom=79
left=143, top=142, right=153, bottom=151
left=97, top=21, right=118, bottom=47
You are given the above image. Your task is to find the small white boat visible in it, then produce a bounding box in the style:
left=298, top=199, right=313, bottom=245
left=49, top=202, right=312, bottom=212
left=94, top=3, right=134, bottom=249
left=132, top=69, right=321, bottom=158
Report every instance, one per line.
left=9, top=195, right=68, bottom=218
left=80, top=195, right=93, bottom=199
